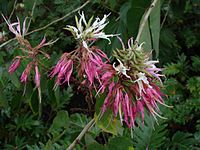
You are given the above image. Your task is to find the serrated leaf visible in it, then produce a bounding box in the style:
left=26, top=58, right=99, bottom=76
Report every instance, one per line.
left=164, top=63, right=180, bottom=75
left=192, top=56, right=200, bottom=72
left=132, top=112, right=167, bottom=150
left=187, top=76, right=200, bottom=97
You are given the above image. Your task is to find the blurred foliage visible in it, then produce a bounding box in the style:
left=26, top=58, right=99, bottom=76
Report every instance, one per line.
left=0, top=0, right=200, bottom=149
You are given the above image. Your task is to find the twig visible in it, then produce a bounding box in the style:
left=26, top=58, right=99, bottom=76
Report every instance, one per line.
left=53, top=127, right=68, bottom=143
left=0, top=0, right=90, bottom=49
left=8, top=0, right=17, bottom=20
left=161, top=0, right=171, bottom=29
left=26, top=0, right=90, bottom=36
left=0, top=38, right=16, bottom=49
left=27, top=0, right=37, bottom=32
left=66, top=118, right=95, bottom=150
left=135, top=0, right=159, bottom=44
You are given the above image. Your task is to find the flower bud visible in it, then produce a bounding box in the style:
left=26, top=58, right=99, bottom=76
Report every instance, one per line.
left=8, top=58, right=21, bottom=74
left=35, top=65, right=40, bottom=88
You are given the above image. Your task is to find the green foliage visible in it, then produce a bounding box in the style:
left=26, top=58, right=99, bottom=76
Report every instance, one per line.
left=191, top=56, right=200, bottom=72
left=130, top=113, right=167, bottom=150
left=187, top=77, right=200, bottom=98
left=0, top=0, right=200, bottom=149
left=163, top=131, right=197, bottom=150
left=97, top=0, right=160, bottom=57
left=164, top=54, right=189, bottom=77
left=95, top=93, right=123, bottom=136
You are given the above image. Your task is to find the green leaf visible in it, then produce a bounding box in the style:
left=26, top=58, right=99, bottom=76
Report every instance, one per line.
left=45, top=140, right=54, bottom=150
left=164, top=131, right=197, bottom=149
left=164, top=63, right=180, bottom=75
left=140, top=0, right=161, bottom=56
left=11, top=92, right=22, bottom=111
left=132, top=113, right=167, bottom=150
left=87, top=142, right=105, bottom=150
left=187, top=76, right=200, bottom=97
left=48, top=110, right=70, bottom=139
left=127, top=0, right=151, bottom=37
left=108, top=0, right=117, bottom=9
left=149, top=0, right=160, bottom=57
left=192, top=56, right=200, bottom=72
left=94, top=111, right=123, bottom=136
left=95, top=92, right=123, bottom=135
left=85, top=133, right=97, bottom=145
left=139, top=20, right=152, bottom=52
left=106, top=136, right=133, bottom=150
left=10, top=72, right=21, bottom=88
left=29, top=89, right=39, bottom=114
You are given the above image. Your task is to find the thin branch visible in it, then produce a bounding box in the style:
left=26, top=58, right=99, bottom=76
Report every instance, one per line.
left=8, top=0, right=17, bottom=20
left=0, top=38, right=16, bottom=49
left=66, top=118, right=95, bottom=150
left=0, top=1, right=90, bottom=49
left=135, top=0, right=159, bottom=44
left=161, top=0, right=171, bottom=29
left=27, top=0, right=37, bottom=32
left=26, top=0, right=90, bottom=36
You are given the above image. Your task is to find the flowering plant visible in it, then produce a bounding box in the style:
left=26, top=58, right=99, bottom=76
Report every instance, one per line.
left=2, top=1, right=170, bottom=148
left=3, top=11, right=168, bottom=128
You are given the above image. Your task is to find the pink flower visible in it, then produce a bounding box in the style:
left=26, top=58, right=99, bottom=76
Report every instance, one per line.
left=20, top=62, right=32, bottom=83
left=100, top=81, right=138, bottom=128
left=98, top=50, right=168, bottom=128
left=50, top=53, right=73, bottom=86
left=2, top=15, right=27, bottom=37
left=97, top=64, right=116, bottom=94
left=8, top=58, right=21, bottom=74
left=35, top=37, right=46, bottom=50
left=78, top=46, right=109, bottom=88
left=145, top=60, right=164, bottom=84
left=34, top=65, right=40, bottom=88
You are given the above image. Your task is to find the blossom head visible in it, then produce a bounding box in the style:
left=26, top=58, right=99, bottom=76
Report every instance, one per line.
left=98, top=37, right=169, bottom=128
left=49, top=53, right=73, bottom=87
left=2, top=15, right=27, bottom=37
left=20, top=62, right=32, bottom=83
left=8, top=58, right=21, bottom=74
left=34, top=65, right=40, bottom=88
left=77, top=46, right=109, bottom=88
left=65, top=11, right=117, bottom=49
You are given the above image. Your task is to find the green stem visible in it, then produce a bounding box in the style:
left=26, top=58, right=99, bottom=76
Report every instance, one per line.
left=38, top=87, right=42, bottom=118
left=135, top=0, right=159, bottom=44
left=66, top=118, right=95, bottom=150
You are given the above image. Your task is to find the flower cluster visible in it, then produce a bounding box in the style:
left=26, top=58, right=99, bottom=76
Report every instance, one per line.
left=50, top=12, right=113, bottom=91
left=65, top=11, right=117, bottom=49
left=4, top=12, right=168, bottom=128
left=3, top=16, right=50, bottom=88
left=2, top=15, right=27, bottom=38
left=98, top=38, right=169, bottom=128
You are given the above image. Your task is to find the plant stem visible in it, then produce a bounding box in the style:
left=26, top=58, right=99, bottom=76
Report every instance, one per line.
left=26, top=0, right=37, bottom=32
left=26, top=0, right=90, bottom=36
left=8, top=0, right=17, bottom=20
left=135, top=0, right=159, bottom=44
left=161, top=0, right=171, bottom=29
left=66, top=118, right=95, bottom=150
left=38, top=87, right=42, bottom=118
